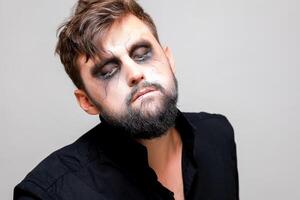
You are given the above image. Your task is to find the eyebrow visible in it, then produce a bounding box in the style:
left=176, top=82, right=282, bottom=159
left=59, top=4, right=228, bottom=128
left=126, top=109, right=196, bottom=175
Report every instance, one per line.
left=90, top=38, right=153, bottom=76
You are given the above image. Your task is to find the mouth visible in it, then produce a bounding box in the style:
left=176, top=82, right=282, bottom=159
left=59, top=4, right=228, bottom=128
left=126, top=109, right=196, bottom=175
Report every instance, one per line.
left=131, top=87, right=157, bottom=103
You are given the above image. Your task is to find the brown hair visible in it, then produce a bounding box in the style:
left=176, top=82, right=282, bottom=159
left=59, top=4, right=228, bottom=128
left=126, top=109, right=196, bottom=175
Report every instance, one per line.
left=55, top=0, right=159, bottom=89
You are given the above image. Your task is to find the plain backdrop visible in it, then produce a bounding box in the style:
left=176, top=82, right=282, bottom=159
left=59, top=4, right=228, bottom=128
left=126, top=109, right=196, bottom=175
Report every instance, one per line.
left=1, top=0, right=300, bottom=199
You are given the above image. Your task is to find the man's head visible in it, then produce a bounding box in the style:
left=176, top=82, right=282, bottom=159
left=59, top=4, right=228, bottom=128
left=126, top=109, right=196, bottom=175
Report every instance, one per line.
left=56, top=0, right=178, bottom=139
left=56, top=0, right=159, bottom=90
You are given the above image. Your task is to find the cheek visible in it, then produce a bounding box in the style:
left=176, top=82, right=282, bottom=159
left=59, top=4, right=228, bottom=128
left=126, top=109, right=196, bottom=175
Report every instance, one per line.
left=80, top=67, right=130, bottom=107
left=101, top=78, right=129, bottom=103
left=147, top=52, right=172, bottom=74
left=144, top=61, right=173, bottom=85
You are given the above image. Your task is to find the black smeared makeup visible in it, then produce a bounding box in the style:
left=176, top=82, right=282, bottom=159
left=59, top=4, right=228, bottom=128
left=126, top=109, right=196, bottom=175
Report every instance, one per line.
left=90, top=56, right=120, bottom=80
left=90, top=38, right=154, bottom=80
left=128, top=39, right=153, bottom=58
left=129, top=40, right=152, bottom=63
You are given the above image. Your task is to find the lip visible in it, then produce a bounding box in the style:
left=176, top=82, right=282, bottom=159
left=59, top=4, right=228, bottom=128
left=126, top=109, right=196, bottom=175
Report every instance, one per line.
left=132, top=87, right=157, bottom=102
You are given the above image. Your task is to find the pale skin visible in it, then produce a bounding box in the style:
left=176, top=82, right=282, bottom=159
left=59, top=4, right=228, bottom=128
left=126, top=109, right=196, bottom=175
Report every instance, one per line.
left=74, top=14, right=184, bottom=200
left=138, top=129, right=184, bottom=200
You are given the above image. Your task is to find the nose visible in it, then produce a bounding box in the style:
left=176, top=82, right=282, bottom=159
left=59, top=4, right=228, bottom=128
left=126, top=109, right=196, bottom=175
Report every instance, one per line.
left=125, top=60, right=145, bottom=87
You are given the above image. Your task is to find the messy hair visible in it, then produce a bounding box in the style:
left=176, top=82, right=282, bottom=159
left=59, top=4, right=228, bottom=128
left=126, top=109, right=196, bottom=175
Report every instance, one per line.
left=55, top=0, right=159, bottom=89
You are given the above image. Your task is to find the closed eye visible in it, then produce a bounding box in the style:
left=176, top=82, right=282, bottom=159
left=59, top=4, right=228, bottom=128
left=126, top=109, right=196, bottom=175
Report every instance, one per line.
left=96, top=62, right=119, bottom=80
left=131, top=46, right=152, bottom=63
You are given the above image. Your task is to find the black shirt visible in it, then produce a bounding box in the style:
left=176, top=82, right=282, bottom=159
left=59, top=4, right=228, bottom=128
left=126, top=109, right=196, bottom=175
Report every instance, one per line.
left=14, top=111, right=239, bottom=199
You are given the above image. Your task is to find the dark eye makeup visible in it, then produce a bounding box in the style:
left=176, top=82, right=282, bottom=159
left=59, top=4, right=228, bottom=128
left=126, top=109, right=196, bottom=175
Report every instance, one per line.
left=131, top=45, right=152, bottom=63
left=91, top=59, right=120, bottom=80
left=100, top=62, right=119, bottom=79
left=90, top=40, right=153, bottom=80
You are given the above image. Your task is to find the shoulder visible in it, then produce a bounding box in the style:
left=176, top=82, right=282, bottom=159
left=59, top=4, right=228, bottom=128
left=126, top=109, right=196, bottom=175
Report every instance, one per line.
left=183, top=112, right=236, bottom=147
left=183, top=111, right=232, bottom=126
left=183, top=111, right=234, bottom=135
left=182, top=112, right=239, bottom=198
left=14, top=124, right=102, bottom=199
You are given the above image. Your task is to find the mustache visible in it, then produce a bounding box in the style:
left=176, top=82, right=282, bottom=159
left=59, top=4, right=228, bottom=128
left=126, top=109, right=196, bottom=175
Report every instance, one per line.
left=126, top=81, right=165, bottom=105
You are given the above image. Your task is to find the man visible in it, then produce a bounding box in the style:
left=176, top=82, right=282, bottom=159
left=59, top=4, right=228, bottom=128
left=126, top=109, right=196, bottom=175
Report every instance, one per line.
left=14, top=0, right=239, bottom=199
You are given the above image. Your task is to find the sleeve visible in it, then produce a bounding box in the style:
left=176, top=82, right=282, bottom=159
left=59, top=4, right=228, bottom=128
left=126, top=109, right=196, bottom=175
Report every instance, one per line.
left=224, top=116, right=239, bottom=200
left=14, top=181, right=53, bottom=200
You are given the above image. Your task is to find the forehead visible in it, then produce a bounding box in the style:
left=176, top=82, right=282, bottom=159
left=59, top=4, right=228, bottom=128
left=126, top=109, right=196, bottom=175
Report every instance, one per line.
left=100, top=14, right=157, bottom=53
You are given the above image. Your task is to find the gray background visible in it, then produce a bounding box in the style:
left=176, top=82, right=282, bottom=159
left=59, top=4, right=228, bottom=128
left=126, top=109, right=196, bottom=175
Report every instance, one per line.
left=1, top=0, right=299, bottom=199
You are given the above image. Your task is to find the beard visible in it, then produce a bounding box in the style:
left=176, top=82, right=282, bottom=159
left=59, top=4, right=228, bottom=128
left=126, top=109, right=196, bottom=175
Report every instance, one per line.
left=92, top=76, right=178, bottom=139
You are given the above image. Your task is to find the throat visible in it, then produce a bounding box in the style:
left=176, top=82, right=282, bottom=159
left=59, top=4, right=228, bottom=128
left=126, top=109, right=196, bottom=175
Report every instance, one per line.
left=138, top=128, right=185, bottom=200
left=157, top=148, right=184, bottom=200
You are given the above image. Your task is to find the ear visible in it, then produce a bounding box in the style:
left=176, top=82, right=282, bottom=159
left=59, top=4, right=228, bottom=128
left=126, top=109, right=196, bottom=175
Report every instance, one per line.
left=163, top=46, right=175, bottom=74
left=74, top=89, right=100, bottom=115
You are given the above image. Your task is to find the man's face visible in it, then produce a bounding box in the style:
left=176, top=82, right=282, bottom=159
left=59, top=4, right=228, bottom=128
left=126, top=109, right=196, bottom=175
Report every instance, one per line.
left=76, top=14, right=178, bottom=138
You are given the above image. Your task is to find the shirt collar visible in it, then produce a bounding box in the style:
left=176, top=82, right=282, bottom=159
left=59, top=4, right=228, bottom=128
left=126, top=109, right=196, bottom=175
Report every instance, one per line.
left=96, top=109, right=197, bottom=169
left=174, top=111, right=198, bottom=166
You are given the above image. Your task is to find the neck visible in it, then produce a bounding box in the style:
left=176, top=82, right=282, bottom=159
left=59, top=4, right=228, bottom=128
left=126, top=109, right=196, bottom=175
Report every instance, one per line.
left=138, top=128, right=184, bottom=200
left=137, top=127, right=182, bottom=175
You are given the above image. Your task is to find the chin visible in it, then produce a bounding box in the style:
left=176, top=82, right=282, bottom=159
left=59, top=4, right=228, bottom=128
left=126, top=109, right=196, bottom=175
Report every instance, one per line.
left=136, top=96, right=165, bottom=117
